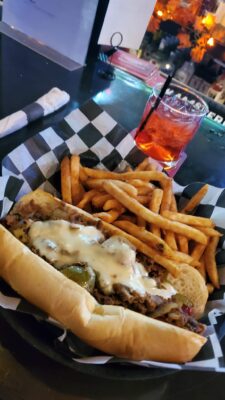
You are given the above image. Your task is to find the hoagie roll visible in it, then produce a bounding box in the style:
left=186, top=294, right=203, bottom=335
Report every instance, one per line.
left=0, top=190, right=208, bottom=363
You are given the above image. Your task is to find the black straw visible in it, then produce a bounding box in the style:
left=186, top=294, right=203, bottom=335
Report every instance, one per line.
left=139, top=74, right=173, bottom=131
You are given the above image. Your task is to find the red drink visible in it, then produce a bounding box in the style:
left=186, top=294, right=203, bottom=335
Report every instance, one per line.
left=135, top=85, right=208, bottom=168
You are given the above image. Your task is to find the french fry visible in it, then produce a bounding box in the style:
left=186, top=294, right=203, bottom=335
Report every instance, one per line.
left=197, top=257, right=206, bottom=281
left=137, top=216, right=146, bottom=228
left=92, top=194, right=111, bottom=209
left=113, top=220, right=196, bottom=265
left=197, top=227, right=222, bottom=237
left=94, top=208, right=125, bottom=223
left=79, top=167, right=88, bottom=183
left=103, top=181, right=208, bottom=244
left=124, top=165, right=133, bottom=172
left=113, top=180, right=138, bottom=197
left=117, top=215, right=137, bottom=224
left=76, top=184, right=85, bottom=205
left=161, top=181, right=177, bottom=250
left=170, top=194, right=178, bottom=212
left=164, top=231, right=177, bottom=251
left=160, top=178, right=173, bottom=213
left=177, top=253, right=200, bottom=268
left=204, top=236, right=220, bottom=288
left=135, top=158, right=150, bottom=171
left=137, top=187, right=152, bottom=196
left=86, top=179, right=137, bottom=197
left=103, top=199, right=122, bottom=211
left=149, top=188, right=163, bottom=212
left=71, top=155, right=85, bottom=205
left=145, top=162, right=158, bottom=171
left=191, top=243, right=207, bottom=262
left=136, top=195, right=152, bottom=205
left=181, top=184, right=209, bottom=213
left=149, top=188, right=163, bottom=237
left=70, top=155, right=79, bottom=181
left=105, top=221, right=180, bottom=276
left=61, top=156, right=72, bottom=204
left=177, top=235, right=189, bottom=254
left=76, top=190, right=99, bottom=209
left=114, top=220, right=172, bottom=255
left=83, top=168, right=168, bottom=183
left=134, top=158, right=158, bottom=171
left=135, top=158, right=158, bottom=172
left=128, top=179, right=155, bottom=190
left=162, top=210, right=214, bottom=228
left=170, top=199, right=190, bottom=254
left=93, top=211, right=113, bottom=223
left=207, top=283, right=215, bottom=295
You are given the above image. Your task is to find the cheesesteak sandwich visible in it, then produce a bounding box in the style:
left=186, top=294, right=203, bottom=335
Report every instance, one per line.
left=0, top=189, right=208, bottom=362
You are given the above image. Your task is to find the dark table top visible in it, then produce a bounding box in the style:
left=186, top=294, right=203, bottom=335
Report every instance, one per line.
left=1, top=33, right=225, bottom=400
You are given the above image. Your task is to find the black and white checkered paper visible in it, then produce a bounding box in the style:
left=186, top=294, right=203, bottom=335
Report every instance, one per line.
left=0, top=176, right=24, bottom=219
left=1, top=99, right=225, bottom=372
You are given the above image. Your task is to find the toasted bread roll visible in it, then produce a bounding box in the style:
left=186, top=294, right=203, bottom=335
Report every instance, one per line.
left=0, top=190, right=208, bottom=363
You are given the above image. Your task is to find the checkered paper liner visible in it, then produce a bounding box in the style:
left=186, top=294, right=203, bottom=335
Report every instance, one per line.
left=1, top=99, right=225, bottom=372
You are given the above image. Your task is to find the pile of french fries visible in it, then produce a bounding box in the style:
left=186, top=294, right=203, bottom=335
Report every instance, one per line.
left=61, top=155, right=221, bottom=294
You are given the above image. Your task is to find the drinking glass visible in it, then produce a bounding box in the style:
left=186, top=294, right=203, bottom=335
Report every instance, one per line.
left=135, top=84, right=209, bottom=169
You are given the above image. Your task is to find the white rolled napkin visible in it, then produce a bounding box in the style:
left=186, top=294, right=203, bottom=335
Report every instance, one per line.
left=0, top=87, right=70, bottom=139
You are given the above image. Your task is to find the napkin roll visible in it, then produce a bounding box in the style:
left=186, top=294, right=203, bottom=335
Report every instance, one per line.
left=0, top=87, right=70, bottom=139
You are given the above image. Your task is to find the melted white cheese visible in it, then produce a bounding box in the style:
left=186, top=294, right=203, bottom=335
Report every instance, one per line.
left=28, top=220, right=176, bottom=298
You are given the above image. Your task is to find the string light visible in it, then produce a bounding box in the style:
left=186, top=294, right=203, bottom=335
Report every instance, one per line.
left=201, top=13, right=216, bottom=30
left=207, top=37, right=215, bottom=46
left=157, top=10, right=163, bottom=17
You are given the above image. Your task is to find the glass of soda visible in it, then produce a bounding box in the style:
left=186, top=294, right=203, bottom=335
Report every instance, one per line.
left=135, top=84, right=209, bottom=169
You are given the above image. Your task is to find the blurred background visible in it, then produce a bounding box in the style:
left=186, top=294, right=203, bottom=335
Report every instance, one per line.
left=132, top=0, right=225, bottom=106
